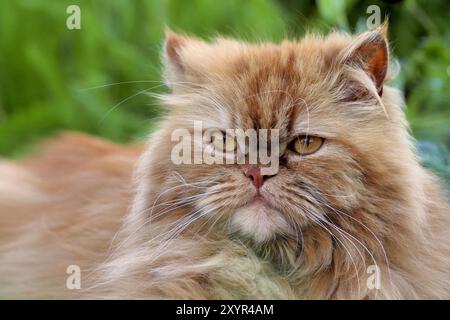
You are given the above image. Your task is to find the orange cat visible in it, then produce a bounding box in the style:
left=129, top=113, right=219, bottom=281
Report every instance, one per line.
left=1, top=26, right=449, bottom=299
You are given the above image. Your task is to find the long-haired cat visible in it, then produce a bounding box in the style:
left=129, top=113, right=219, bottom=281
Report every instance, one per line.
left=0, top=26, right=449, bottom=299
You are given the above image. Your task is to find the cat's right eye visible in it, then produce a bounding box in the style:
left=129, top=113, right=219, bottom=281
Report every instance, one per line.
left=211, top=132, right=237, bottom=153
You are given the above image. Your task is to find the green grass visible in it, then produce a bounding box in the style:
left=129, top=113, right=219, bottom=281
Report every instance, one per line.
left=0, top=0, right=448, bottom=185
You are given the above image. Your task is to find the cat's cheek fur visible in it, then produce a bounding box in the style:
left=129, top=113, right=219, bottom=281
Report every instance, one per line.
left=230, top=202, right=291, bottom=243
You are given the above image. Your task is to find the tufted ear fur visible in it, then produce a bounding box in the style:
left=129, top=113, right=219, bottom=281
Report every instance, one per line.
left=164, top=31, right=187, bottom=71
left=340, top=25, right=389, bottom=97
left=163, top=30, right=203, bottom=87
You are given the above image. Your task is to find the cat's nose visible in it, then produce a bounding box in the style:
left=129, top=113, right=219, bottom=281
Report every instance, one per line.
left=244, top=165, right=274, bottom=189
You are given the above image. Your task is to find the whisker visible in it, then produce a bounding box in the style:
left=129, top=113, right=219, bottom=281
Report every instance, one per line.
left=99, top=85, right=166, bottom=124
left=308, top=213, right=362, bottom=297
left=79, top=80, right=164, bottom=91
left=144, top=207, right=214, bottom=264
left=320, top=202, right=393, bottom=293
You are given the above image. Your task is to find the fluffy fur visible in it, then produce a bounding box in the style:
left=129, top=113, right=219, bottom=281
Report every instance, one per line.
left=0, top=28, right=449, bottom=299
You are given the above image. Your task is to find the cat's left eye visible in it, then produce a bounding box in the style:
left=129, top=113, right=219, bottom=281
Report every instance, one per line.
left=291, top=135, right=324, bottom=155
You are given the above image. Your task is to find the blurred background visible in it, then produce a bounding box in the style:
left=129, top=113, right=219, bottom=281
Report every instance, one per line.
left=0, top=0, right=448, bottom=184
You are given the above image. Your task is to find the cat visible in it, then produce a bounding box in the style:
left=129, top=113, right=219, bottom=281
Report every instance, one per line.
left=0, top=26, right=449, bottom=299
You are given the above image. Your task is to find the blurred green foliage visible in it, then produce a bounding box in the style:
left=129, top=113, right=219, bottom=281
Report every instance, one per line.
left=0, top=0, right=448, bottom=184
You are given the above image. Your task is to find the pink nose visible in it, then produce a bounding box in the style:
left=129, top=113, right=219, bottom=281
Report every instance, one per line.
left=244, top=165, right=273, bottom=189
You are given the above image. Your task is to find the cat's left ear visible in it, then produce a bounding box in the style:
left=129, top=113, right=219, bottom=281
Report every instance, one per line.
left=340, top=25, right=389, bottom=96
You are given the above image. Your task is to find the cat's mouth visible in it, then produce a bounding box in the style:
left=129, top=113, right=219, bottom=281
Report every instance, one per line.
left=229, top=194, right=292, bottom=243
left=250, top=194, right=271, bottom=207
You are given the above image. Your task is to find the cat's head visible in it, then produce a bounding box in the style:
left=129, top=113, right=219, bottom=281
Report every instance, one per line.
left=148, top=26, right=412, bottom=248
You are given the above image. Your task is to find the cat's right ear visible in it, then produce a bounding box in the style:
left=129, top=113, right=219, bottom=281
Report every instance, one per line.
left=164, top=31, right=186, bottom=71
left=163, top=30, right=200, bottom=87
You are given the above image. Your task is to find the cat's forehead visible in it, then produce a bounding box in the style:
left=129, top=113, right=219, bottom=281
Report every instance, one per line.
left=168, top=33, right=371, bottom=135
left=220, top=40, right=341, bottom=132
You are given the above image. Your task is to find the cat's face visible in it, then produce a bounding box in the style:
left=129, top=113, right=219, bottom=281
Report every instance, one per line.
left=158, top=28, right=404, bottom=244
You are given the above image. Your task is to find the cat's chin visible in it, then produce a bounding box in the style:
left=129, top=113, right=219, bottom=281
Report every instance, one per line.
left=230, top=197, right=291, bottom=243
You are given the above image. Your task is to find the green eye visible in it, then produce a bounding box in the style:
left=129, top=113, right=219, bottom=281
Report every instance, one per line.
left=291, top=135, right=324, bottom=155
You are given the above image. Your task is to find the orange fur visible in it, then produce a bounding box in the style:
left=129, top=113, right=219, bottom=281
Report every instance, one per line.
left=0, top=133, right=140, bottom=298
left=0, top=28, right=449, bottom=299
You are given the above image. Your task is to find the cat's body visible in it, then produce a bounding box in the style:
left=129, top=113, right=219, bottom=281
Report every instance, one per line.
left=1, top=28, right=449, bottom=299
